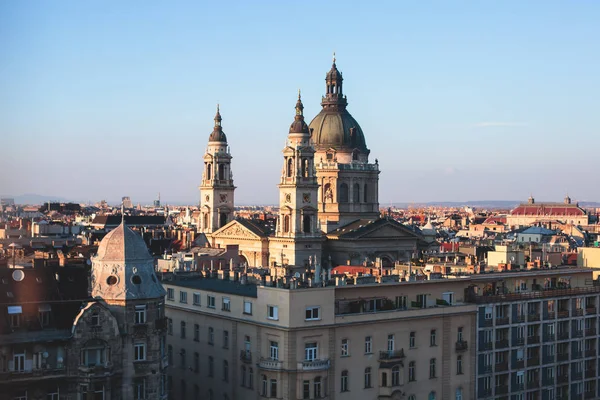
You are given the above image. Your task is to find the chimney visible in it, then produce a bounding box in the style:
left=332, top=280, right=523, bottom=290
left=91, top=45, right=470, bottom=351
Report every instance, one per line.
left=314, top=262, right=321, bottom=284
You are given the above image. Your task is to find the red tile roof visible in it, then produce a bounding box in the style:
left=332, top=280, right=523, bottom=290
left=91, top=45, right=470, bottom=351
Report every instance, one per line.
left=510, top=204, right=585, bottom=217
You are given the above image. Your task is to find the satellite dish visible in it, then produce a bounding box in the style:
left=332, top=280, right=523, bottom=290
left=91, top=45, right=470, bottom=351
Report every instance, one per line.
left=12, top=270, right=25, bottom=282
left=294, top=272, right=301, bottom=278
left=43, top=352, right=48, bottom=358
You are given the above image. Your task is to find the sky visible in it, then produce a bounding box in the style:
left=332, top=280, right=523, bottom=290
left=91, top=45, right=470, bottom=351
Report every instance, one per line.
left=1, top=1, right=599, bottom=205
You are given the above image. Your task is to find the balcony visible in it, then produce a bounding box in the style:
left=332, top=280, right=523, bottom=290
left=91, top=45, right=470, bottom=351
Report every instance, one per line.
left=515, top=337, right=525, bottom=346
left=572, top=372, right=583, bottom=380
left=78, top=363, right=113, bottom=376
left=572, top=351, right=582, bottom=359
left=527, top=357, right=540, bottom=367
left=585, top=349, right=597, bottom=358
left=133, top=323, right=148, bottom=336
left=258, top=358, right=283, bottom=371
left=514, top=360, right=524, bottom=369
left=527, top=335, right=540, bottom=344
left=573, top=308, right=584, bottom=316
left=528, top=380, right=540, bottom=389
left=585, top=328, right=596, bottom=336
left=467, top=286, right=600, bottom=305
left=155, top=317, right=168, bottom=331
left=515, top=315, right=526, bottom=323
left=478, top=388, right=493, bottom=398
left=557, top=310, right=570, bottom=319
left=512, top=383, right=525, bottom=392
left=0, top=367, right=67, bottom=383
left=495, top=339, right=509, bottom=349
left=378, top=349, right=405, bottom=361
left=585, top=369, right=596, bottom=379
left=482, top=319, right=493, bottom=327
left=545, top=311, right=556, bottom=320
left=496, top=317, right=509, bottom=326
left=480, top=342, right=493, bottom=351
left=557, top=375, right=569, bottom=384
left=585, top=391, right=596, bottom=399
left=543, top=334, right=555, bottom=341
left=573, top=330, right=584, bottom=338
left=240, top=350, right=252, bottom=364
left=557, top=332, right=570, bottom=340
left=557, top=353, right=569, bottom=362
left=585, top=306, right=596, bottom=314
left=481, top=365, right=493, bottom=374
left=495, top=362, right=509, bottom=372
left=527, top=313, right=540, bottom=322
left=542, top=378, right=555, bottom=386
left=455, top=341, right=468, bottom=352
left=495, top=385, right=509, bottom=395
left=297, top=359, right=330, bottom=371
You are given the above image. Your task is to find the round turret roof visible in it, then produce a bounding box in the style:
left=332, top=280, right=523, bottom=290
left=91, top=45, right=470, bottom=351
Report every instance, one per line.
left=95, top=222, right=152, bottom=262
left=309, top=110, right=368, bottom=152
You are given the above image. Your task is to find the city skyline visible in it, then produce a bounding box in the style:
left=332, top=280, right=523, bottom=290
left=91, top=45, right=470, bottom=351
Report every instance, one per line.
left=2, top=1, right=600, bottom=204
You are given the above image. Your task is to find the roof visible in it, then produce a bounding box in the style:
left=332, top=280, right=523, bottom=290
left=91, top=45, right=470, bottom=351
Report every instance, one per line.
left=510, top=203, right=586, bottom=217
left=236, top=218, right=274, bottom=237
left=91, top=215, right=166, bottom=227
left=165, top=276, right=258, bottom=298
left=520, top=226, right=556, bottom=236
left=327, top=218, right=422, bottom=239
left=309, top=109, right=368, bottom=152
left=94, top=222, right=152, bottom=262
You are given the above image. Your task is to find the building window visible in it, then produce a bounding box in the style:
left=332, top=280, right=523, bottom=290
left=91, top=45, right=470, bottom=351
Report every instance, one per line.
left=339, top=183, right=349, bottom=203
left=305, top=306, right=320, bottom=320
left=193, top=293, right=201, bottom=305
left=180, top=321, right=186, bottom=339
left=341, top=370, right=349, bottom=392
left=305, top=343, right=318, bottom=361
left=180, top=291, right=187, bottom=303
left=387, top=334, right=395, bottom=351
left=430, top=329, right=437, bottom=346
left=223, top=330, right=229, bottom=348
left=194, top=324, right=200, bottom=341
left=408, top=396, right=416, bottom=400
left=484, top=306, right=492, bottom=319
left=409, top=361, right=416, bottom=381
left=457, top=326, right=463, bottom=342
left=409, top=331, right=416, bottom=348
left=208, top=356, right=214, bottom=377
left=364, top=367, right=372, bottom=388
left=208, top=327, right=214, bottom=345
left=222, top=297, right=231, bottom=312
left=268, top=305, right=279, bottom=320
left=47, top=391, right=59, bottom=400
left=39, top=307, right=51, bottom=326
left=457, top=355, right=463, bottom=374
left=270, top=341, right=279, bottom=360
left=269, top=379, right=278, bottom=398
left=167, top=318, right=173, bottom=335
left=207, top=295, right=216, bottom=308
left=429, top=358, right=436, bottom=378
left=248, top=368, right=253, bottom=389
left=429, top=392, right=436, bottom=400
left=341, top=338, right=349, bottom=356
left=134, top=305, right=146, bottom=324
left=381, top=372, right=388, bottom=387
left=455, top=388, right=462, bottom=400
left=243, top=301, right=252, bottom=315
left=194, top=352, right=199, bottom=373
left=392, top=365, right=401, bottom=386
left=181, top=380, right=186, bottom=398
left=134, top=342, right=146, bottom=361
left=223, top=360, right=229, bottom=382
left=261, top=375, right=268, bottom=396
left=80, top=340, right=108, bottom=367
left=241, top=365, right=247, bottom=387
left=180, top=349, right=186, bottom=369
left=303, top=380, right=310, bottom=399
left=167, top=288, right=174, bottom=300
left=365, top=336, right=372, bottom=354
left=314, top=376, right=322, bottom=398
left=91, top=313, right=100, bottom=326
left=168, top=345, right=173, bottom=366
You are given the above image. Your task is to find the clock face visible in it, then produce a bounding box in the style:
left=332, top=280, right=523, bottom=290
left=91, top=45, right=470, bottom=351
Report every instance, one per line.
left=285, top=193, right=292, bottom=203
left=205, top=195, right=210, bottom=203
left=303, top=193, right=310, bottom=203
left=220, top=194, right=227, bottom=203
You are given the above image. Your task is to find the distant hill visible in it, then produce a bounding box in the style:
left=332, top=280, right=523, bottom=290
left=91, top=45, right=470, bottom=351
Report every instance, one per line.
left=390, top=200, right=600, bottom=209
left=1, top=193, right=72, bottom=205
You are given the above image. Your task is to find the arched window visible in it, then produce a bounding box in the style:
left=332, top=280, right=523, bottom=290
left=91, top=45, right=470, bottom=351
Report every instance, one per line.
left=352, top=150, right=359, bottom=161
left=364, top=367, right=372, bottom=388
left=323, top=183, right=333, bottom=202
left=391, top=365, right=400, bottom=386
left=203, top=213, right=209, bottom=230
left=303, top=215, right=311, bottom=233
left=340, top=370, right=349, bottom=392
left=219, top=212, right=227, bottom=228
left=287, top=158, right=294, bottom=178
left=429, top=391, right=436, bottom=400
left=207, top=163, right=212, bottom=180
left=283, top=215, right=290, bottom=233
left=261, top=375, right=268, bottom=396
left=353, top=183, right=360, bottom=203
left=302, top=158, right=309, bottom=177
left=339, top=183, right=349, bottom=203
left=314, top=376, right=322, bottom=398
left=218, top=163, right=225, bottom=180
left=363, top=184, right=368, bottom=203
left=241, top=366, right=246, bottom=387
left=455, top=388, right=463, bottom=400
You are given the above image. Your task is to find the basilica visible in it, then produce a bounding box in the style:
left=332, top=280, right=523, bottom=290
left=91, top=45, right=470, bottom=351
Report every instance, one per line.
left=197, top=58, right=421, bottom=270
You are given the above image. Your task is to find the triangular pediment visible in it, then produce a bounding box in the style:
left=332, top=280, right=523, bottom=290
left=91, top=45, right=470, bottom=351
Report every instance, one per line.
left=330, top=218, right=422, bottom=240
left=212, top=220, right=264, bottom=239
left=357, top=223, right=417, bottom=239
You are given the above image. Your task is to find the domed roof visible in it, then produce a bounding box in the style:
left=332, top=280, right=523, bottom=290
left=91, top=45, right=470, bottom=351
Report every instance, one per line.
left=309, top=110, right=368, bottom=152
left=95, top=221, right=152, bottom=262
left=289, top=92, right=310, bottom=134
left=208, top=105, right=227, bottom=143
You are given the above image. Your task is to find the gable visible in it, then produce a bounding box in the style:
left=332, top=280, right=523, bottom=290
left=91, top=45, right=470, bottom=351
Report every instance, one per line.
left=356, top=224, right=419, bottom=239
left=212, top=220, right=263, bottom=240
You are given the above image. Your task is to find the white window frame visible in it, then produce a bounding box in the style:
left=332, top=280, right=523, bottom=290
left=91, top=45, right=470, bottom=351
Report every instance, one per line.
left=134, top=342, right=146, bottom=362
left=365, top=336, right=372, bottom=354
left=243, top=301, right=252, bottom=315
left=134, top=305, right=146, bottom=324
left=179, top=291, right=188, bottom=304
left=341, top=339, right=349, bottom=357
left=305, top=306, right=320, bottom=321
left=387, top=334, right=395, bottom=352
left=222, top=297, right=231, bottom=312
left=304, top=343, right=318, bottom=361
left=167, top=288, right=174, bottom=300
left=193, top=293, right=201, bottom=306
left=134, top=379, right=146, bottom=400
left=207, top=295, right=216, bottom=309
left=268, top=305, right=279, bottom=320
left=270, top=341, right=279, bottom=360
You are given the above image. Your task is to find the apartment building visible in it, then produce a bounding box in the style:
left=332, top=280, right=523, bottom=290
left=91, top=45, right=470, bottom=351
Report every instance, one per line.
left=467, top=269, right=600, bottom=400
left=164, top=273, right=475, bottom=400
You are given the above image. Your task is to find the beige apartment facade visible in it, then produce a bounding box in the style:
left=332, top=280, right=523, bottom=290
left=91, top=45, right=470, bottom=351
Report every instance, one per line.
left=164, top=276, right=476, bottom=400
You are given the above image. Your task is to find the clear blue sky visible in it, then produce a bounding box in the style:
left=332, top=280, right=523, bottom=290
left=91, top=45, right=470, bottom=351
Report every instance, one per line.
left=2, top=1, right=599, bottom=205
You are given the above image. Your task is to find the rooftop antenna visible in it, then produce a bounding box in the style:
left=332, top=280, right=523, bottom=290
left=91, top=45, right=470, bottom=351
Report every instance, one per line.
left=333, top=51, right=336, bottom=64
left=121, top=203, right=125, bottom=224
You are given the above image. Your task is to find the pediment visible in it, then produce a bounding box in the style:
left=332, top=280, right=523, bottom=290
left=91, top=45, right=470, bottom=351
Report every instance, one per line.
left=343, top=220, right=421, bottom=240
left=212, top=220, right=262, bottom=239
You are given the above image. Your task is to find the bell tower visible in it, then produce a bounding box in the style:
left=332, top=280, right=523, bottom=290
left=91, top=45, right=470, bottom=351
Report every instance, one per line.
left=199, top=105, right=236, bottom=233
left=270, top=93, right=323, bottom=267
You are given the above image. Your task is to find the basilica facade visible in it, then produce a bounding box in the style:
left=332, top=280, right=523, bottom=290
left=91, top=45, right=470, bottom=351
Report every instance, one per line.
left=199, top=58, right=421, bottom=269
